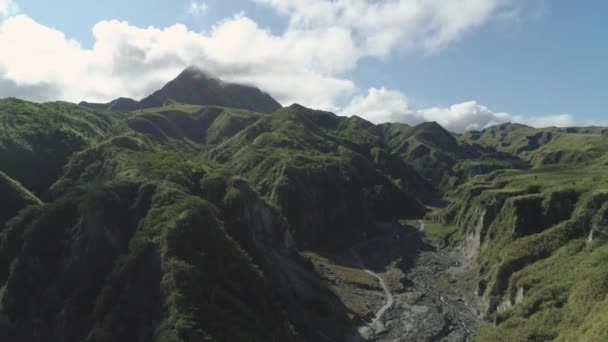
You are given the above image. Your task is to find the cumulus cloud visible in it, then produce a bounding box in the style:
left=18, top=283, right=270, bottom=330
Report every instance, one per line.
left=0, top=0, right=18, bottom=17
left=187, top=1, right=208, bottom=16
left=0, top=14, right=356, bottom=108
left=0, top=0, right=575, bottom=133
left=0, top=0, right=515, bottom=110
left=253, top=0, right=509, bottom=55
left=341, top=87, right=410, bottom=123
left=341, top=87, right=581, bottom=132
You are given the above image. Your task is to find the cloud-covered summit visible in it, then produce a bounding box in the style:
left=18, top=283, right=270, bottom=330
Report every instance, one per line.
left=0, top=0, right=597, bottom=131
left=0, top=0, right=510, bottom=107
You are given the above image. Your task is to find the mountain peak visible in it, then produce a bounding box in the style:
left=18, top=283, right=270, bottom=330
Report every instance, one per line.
left=411, top=121, right=460, bottom=151
left=139, top=66, right=282, bottom=113
left=178, top=65, right=214, bottom=80
left=80, top=67, right=281, bottom=113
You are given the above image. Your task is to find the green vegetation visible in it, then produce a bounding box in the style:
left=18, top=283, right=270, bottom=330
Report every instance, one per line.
left=0, top=87, right=431, bottom=341
left=434, top=159, right=608, bottom=340
left=377, top=121, right=527, bottom=191
left=209, top=104, right=428, bottom=249
left=0, top=171, right=42, bottom=227
left=1, top=67, right=607, bottom=341
left=303, top=252, right=377, bottom=288
left=461, top=122, right=608, bottom=168
left=0, top=98, right=116, bottom=196
left=425, top=222, right=464, bottom=245
left=302, top=252, right=376, bottom=319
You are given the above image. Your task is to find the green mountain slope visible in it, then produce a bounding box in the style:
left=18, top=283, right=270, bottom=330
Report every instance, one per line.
left=0, top=97, right=429, bottom=341
left=0, top=171, right=41, bottom=227
left=209, top=104, right=428, bottom=249
left=0, top=99, right=116, bottom=197
left=1, top=71, right=607, bottom=341
left=379, top=121, right=527, bottom=190
left=462, top=123, right=608, bottom=167
left=431, top=163, right=608, bottom=340
left=0, top=125, right=357, bottom=342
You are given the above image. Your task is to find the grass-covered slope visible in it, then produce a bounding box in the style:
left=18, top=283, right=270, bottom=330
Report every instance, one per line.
left=125, top=104, right=263, bottom=145
left=209, top=104, right=428, bottom=249
left=80, top=97, right=141, bottom=113
left=3, top=98, right=431, bottom=341
left=0, top=171, right=41, bottom=227
left=2, top=86, right=607, bottom=341
left=0, top=98, right=116, bottom=197
left=462, top=123, right=608, bottom=167
left=0, top=130, right=361, bottom=342
left=377, top=121, right=527, bottom=190
left=432, top=163, right=608, bottom=340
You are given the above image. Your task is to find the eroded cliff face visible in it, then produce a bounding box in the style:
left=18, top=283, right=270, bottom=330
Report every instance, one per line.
left=436, top=172, right=608, bottom=340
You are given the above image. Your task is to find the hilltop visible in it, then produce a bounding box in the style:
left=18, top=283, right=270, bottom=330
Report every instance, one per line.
left=80, top=66, right=282, bottom=114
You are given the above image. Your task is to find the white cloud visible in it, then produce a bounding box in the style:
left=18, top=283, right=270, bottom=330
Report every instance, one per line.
left=0, top=1, right=515, bottom=111
left=0, top=0, right=570, bottom=133
left=341, top=87, right=410, bottom=123
left=187, top=1, right=208, bottom=16
left=0, top=0, right=18, bottom=17
left=253, top=0, right=509, bottom=55
left=341, top=87, right=583, bottom=132
left=0, top=14, right=356, bottom=109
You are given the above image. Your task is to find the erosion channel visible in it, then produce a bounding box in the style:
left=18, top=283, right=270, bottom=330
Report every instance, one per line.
left=306, top=221, right=485, bottom=342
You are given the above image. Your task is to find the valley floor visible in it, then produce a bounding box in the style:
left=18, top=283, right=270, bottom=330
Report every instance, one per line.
left=306, top=222, right=485, bottom=341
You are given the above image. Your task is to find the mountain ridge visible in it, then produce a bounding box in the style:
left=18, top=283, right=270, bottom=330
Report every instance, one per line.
left=1, top=70, right=607, bottom=341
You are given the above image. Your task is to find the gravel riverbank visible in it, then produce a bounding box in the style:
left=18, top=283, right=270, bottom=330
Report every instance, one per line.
left=349, top=223, right=485, bottom=342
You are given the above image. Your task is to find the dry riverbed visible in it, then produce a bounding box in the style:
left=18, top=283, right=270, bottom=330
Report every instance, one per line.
left=304, top=221, right=485, bottom=341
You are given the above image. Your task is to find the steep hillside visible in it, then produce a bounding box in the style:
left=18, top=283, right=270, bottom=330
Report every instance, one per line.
left=0, top=128, right=359, bottom=342
left=431, top=163, right=608, bottom=340
left=1, top=72, right=607, bottom=341
left=0, top=171, right=41, bottom=227
left=0, top=97, right=434, bottom=342
left=124, top=104, right=263, bottom=145
left=209, top=104, right=428, bottom=249
left=0, top=99, right=116, bottom=198
left=378, top=121, right=526, bottom=190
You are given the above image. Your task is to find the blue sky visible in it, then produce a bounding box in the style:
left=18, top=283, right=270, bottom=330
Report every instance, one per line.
left=1, top=0, right=606, bottom=131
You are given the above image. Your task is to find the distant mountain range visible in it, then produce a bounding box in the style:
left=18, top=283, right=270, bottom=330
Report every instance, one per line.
left=0, top=66, right=607, bottom=342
